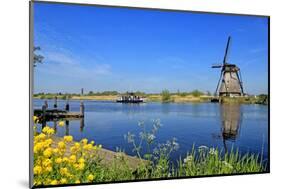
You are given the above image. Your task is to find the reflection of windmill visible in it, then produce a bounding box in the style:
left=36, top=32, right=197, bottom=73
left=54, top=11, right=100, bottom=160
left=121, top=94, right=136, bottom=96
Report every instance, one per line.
left=212, top=36, right=244, bottom=97
left=220, top=104, right=243, bottom=152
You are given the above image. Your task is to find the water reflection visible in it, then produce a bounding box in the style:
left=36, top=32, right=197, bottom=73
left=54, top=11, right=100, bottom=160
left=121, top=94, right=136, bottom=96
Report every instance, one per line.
left=80, top=118, right=85, bottom=132
left=65, top=120, right=69, bottom=135
left=220, top=104, right=242, bottom=152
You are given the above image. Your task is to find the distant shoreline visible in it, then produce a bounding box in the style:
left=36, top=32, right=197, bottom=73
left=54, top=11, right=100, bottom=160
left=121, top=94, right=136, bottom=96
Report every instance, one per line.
left=33, top=94, right=268, bottom=105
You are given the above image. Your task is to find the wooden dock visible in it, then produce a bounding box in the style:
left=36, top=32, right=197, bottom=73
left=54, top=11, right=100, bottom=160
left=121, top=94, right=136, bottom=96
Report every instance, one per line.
left=34, top=109, right=84, bottom=119
left=34, top=99, right=85, bottom=121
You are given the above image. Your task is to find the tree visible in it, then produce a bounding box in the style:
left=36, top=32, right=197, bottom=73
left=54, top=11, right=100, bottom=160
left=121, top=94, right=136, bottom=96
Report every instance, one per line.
left=33, top=46, right=44, bottom=67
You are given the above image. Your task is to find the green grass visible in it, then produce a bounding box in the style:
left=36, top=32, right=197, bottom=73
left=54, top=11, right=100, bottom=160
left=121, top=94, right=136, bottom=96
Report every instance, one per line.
left=83, top=145, right=266, bottom=182
left=175, top=146, right=265, bottom=177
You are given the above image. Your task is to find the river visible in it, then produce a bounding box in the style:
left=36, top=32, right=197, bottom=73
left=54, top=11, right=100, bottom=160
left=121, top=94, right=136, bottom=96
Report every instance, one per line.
left=33, top=99, right=268, bottom=163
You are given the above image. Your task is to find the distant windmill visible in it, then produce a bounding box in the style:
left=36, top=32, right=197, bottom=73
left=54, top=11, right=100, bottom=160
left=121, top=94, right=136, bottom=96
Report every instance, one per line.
left=212, top=36, right=244, bottom=97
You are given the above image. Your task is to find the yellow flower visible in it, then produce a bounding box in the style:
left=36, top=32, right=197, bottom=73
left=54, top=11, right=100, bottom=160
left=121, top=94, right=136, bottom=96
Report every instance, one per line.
left=44, top=138, right=53, bottom=146
left=60, top=178, right=67, bottom=184
left=64, top=135, right=73, bottom=143
left=42, top=126, right=55, bottom=135
left=90, top=141, right=95, bottom=145
left=42, top=127, right=48, bottom=133
left=45, top=166, right=53, bottom=172
left=70, top=142, right=80, bottom=154
left=33, top=116, right=38, bottom=121
left=62, top=157, right=69, bottom=163
left=33, top=180, right=41, bottom=186
left=58, top=121, right=65, bottom=127
left=43, top=148, right=52, bottom=158
left=33, top=116, right=39, bottom=123
left=53, top=148, right=59, bottom=154
left=98, top=144, right=102, bottom=149
left=75, top=180, right=80, bottom=184
left=78, top=157, right=85, bottom=164
left=60, top=167, right=69, bottom=175
left=47, top=128, right=55, bottom=135
left=77, top=162, right=85, bottom=170
left=70, top=146, right=78, bottom=154
left=33, top=142, right=44, bottom=153
left=50, top=180, right=58, bottom=185
left=83, top=144, right=93, bottom=151
left=33, top=165, right=42, bottom=175
left=81, top=138, right=88, bottom=145
left=36, top=133, right=46, bottom=141
left=69, top=155, right=76, bottom=163
left=87, top=174, right=95, bottom=181
left=55, top=157, right=62, bottom=164
left=74, top=142, right=80, bottom=148
left=42, top=159, right=52, bottom=167
left=58, top=141, right=66, bottom=149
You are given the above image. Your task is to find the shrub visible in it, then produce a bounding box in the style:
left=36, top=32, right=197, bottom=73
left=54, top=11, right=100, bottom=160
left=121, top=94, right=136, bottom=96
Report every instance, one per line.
left=179, top=92, right=188, bottom=97
left=190, top=90, right=204, bottom=97
left=161, top=89, right=172, bottom=102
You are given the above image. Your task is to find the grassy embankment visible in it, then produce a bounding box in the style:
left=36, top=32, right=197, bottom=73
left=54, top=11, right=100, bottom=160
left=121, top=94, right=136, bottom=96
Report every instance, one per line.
left=33, top=118, right=266, bottom=187
left=33, top=91, right=267, bottom=104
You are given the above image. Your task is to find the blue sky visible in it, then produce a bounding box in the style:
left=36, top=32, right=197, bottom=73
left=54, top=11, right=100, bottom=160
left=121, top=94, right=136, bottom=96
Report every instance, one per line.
left=34, top=2, right=268, bottom=94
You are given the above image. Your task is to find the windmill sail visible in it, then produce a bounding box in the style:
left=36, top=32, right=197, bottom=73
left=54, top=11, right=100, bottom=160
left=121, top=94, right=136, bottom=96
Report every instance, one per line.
left=223, top=36, right=231, bottom=65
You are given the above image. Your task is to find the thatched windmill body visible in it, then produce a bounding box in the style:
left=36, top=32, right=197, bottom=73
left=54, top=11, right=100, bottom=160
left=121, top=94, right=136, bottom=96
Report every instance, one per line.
left=212, top=36, right=244, bottom=97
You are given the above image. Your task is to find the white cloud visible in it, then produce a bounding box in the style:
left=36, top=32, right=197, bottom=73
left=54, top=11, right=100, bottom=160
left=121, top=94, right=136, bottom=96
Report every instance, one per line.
left=36, top=49, right=112, bottom=81
left=45, top=51, right=77, bottom=65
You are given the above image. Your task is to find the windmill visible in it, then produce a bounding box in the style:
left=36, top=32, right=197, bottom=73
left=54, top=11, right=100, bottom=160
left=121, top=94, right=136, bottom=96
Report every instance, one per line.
left=212, top=36, right=244, bottom=97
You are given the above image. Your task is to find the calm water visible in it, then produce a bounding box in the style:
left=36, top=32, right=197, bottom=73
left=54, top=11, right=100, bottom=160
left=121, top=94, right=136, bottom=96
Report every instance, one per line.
left=34, top=99, right=268, bottom=162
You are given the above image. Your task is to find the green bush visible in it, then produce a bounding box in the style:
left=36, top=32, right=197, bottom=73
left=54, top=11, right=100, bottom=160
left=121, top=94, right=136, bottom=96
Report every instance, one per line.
left=161, top=89, right=172, bottom=102
left=190, top=90, right=204, bottom=97
left=179, top=92, right=188, bottom=97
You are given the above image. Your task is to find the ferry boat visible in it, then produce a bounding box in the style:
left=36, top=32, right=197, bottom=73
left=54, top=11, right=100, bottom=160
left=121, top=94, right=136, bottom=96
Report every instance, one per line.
left=116, top=93, right=144, bottom=103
